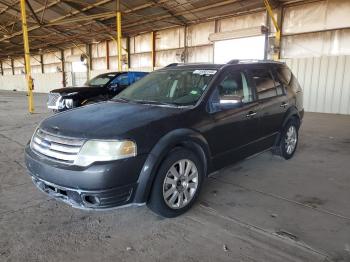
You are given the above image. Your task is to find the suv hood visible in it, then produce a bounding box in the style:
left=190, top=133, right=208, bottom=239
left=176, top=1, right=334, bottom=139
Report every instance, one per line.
left=51, top=86, right=101, bottom=96
left=40, top=101, right=188, bottom=139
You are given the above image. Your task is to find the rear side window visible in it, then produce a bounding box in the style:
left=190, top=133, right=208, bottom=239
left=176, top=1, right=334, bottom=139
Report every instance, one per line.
left=275, top=66, right=292, bottom=85
left=271, top=68, right=285, bottom=95
left=250, top=68, right=277, bottom=100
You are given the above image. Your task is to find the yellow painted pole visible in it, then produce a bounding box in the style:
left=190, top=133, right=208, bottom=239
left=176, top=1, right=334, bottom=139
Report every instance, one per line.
left=151, top=31, right=155, bottom=71
left=116, top=0, right=122, bottom=71
left=264, top=0, right=281, bottom=61
left=20, top=0, right=34, bottom=113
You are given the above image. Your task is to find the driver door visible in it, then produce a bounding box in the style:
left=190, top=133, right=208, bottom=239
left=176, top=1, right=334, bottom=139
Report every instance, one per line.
left=108, top=74, right=130, bottom=97
left=205, top=68, right=261, bottom=169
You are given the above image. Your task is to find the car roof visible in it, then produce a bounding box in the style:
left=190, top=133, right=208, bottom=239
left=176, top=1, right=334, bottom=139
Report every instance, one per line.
left=100, top=71, right=147, bottom=75
left=161, top=60, right=285, bottom=70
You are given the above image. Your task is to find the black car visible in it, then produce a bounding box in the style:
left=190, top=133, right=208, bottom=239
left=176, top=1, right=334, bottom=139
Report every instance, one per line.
left=25, top=60, right=303, bottom=217
left=47, top=71, right=148, bottom=112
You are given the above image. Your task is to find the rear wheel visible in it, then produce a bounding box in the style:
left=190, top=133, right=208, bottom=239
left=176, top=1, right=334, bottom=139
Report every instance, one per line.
left=147, top=148, right=203, bottom=218
left=279, top=119, right=299, bottom=159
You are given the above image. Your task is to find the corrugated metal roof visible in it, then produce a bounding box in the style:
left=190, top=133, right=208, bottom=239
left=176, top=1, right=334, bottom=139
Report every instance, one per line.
left=0, top=0, right=310, bottom=58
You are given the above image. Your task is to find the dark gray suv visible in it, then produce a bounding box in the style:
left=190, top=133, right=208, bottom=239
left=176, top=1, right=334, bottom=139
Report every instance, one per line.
left=25, top=60, right=303, bottom=217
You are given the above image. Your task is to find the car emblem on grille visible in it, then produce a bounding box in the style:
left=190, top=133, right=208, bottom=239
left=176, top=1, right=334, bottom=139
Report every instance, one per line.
left=40, top=140, right=51, bottom=149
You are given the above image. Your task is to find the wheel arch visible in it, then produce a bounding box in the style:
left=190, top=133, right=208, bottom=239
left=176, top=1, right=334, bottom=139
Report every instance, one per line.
left=273, top=106, right=301, bottom=149
left=282, top=106, right=301, bottom=130
left=133, top=128, right=212, bottom=203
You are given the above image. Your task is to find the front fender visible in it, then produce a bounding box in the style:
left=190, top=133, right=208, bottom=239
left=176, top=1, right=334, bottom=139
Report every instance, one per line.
left=133, top=128, right=211, bottom=203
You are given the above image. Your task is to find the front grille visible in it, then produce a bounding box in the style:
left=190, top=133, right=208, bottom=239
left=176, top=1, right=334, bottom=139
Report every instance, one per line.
left=47, top=93, right=61, bottom=108
left=31, top=129, right=84, bottom=164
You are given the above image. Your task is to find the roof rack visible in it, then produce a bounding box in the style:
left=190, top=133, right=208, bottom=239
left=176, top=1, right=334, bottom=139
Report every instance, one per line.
left=227, top=59, right=283, bottom=65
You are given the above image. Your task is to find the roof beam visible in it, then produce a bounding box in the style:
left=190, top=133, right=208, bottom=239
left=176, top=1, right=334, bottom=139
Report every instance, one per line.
left=122, top=0, right=244, bottom=30
left=1, top=0, right=61, bottom=32
left=58, top=0, right=115, bottom=37
left=25, top=0, right=42, bottom=25
left=0, top=0, right=114, bottom=43
left=150, top=0, right=187, bottom=25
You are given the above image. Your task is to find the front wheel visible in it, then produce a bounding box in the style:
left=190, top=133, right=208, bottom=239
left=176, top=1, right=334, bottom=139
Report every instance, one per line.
left=280, top=119, right=299, bottom=159
left=147, top=148, right=204, bottom=218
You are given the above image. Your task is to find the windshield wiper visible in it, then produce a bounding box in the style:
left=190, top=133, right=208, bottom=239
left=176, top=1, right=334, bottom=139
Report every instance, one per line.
left=133, top=100, right=178, bottom=106
left=113, top=97, right=130, bottom=102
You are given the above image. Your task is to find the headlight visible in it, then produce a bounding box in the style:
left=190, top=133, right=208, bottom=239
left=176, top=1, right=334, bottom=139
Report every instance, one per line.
left=65, top=99, right=74, bottom=108
left=74, top=140, right=137, bottom=167
left=57, top=97, right=65, bottom=109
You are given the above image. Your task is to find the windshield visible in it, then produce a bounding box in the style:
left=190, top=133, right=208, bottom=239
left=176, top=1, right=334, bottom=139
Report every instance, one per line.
left=114, top=69, right=216, bottom=106
left=85, top=73, right=117, bottom=87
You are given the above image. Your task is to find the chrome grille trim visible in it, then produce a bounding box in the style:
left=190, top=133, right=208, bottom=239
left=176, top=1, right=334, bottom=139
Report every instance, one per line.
left=35, top=129, right=84, bottom=146
left=31, top=129, right=84, bottom=164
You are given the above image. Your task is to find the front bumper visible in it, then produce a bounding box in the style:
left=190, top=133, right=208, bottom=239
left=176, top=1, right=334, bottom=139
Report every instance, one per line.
left=32, top=176, right=138, bottom=209
left=25, top=144, right=148, bottom=209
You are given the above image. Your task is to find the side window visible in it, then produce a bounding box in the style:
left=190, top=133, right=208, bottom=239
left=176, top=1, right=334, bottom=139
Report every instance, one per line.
left=110, top=74, right=129, bottom=86
left=217, top=71, right=253, bottom=103
left=250, top=69, right=277, bottom=100
left=275, top=66, right=292, bottom=85
left=271, top=68, right=285, bottom=96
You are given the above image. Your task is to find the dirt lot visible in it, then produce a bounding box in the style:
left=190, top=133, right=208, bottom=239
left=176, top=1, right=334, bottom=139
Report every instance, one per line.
left=0, top=90, right=349, bottom=262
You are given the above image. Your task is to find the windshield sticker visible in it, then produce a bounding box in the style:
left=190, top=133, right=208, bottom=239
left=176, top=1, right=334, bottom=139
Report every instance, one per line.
left=193, top=70, right=217, bottom=76
left=190, top=90, right=198, bottom=95
left=108, top=74, right=116, bottom=77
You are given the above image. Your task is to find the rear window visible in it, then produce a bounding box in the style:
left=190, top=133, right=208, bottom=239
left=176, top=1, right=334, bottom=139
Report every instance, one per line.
left=275, top=66, right=292, bottom=85
left=250, top=68, right=277, bottom=100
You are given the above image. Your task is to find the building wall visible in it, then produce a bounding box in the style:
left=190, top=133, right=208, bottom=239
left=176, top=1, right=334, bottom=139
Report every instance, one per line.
left=284, top=55, right=350, bottom=115
left=1, top=0, right=350, bottom=115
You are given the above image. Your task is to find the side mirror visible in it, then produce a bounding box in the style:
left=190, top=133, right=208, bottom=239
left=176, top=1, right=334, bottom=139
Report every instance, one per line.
left=219, top=95, right=243, bottom=106
left=109, top=83, right=119, bottom=91
left=210, top=95, right=243, bottom=112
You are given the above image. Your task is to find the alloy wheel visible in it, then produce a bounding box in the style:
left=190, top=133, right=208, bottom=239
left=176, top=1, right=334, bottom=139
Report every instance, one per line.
left=162, top=159, right=199, bottom=209
left=285, top=125, right=297, bottom=155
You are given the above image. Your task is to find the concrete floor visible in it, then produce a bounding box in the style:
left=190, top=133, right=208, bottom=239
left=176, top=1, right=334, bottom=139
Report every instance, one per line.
left=0, top=90, right=349, bottom=262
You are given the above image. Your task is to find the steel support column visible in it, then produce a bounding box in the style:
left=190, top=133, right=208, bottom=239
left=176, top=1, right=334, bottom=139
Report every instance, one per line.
left=20, top=0, right=34, bottom=112
left=116, top=0, right=122, bottom=71
left=60, top=49, right=66, bottom=87
left=151, top=31, right=156, bottom=70
left=106, top=40, right=110, bottom=70
left=86, top=43, right=92, bottom=80
left=264, top=0, right=281, bottom=60
left=126, top=36, right=130, bottom=70
left=40, top=54, right=44, bottom=73
left=11, top=58, right=14, bottom=75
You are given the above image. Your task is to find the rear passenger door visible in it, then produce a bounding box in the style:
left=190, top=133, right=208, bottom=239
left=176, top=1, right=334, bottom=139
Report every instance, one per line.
left=248, top=66, right=288, bottom=142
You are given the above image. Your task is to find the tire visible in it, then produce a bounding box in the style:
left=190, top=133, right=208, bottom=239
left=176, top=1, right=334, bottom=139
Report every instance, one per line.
left=147, top=148, right=204, bottom=218
left=279, top=118, right=299, bottom=160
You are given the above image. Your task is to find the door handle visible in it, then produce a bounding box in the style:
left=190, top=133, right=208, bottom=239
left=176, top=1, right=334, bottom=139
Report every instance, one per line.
left=246, top=111, right=257, bottom=118
left=280, top=102, right=289, bottom=108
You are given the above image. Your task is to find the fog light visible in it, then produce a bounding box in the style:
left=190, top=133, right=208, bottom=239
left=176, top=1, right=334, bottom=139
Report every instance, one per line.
left=83, top=195, right=100, bottom=206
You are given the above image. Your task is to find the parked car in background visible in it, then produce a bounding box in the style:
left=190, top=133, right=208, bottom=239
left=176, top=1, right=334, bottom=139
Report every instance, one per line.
left=26, top=60, right=303, bottom=218
left=47, top=71, right=148, bottom=112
